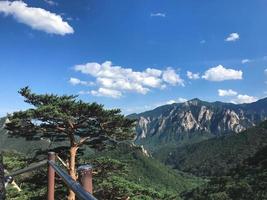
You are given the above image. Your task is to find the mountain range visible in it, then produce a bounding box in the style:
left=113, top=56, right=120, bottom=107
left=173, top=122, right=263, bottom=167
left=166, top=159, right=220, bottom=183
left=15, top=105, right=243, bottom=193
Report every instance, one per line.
left=128, top=97, right=267, bottom=150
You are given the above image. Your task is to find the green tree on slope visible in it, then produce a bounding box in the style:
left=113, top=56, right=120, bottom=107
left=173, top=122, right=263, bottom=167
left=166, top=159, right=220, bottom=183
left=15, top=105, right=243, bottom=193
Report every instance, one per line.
left=5, top=87, right=135, bottom=200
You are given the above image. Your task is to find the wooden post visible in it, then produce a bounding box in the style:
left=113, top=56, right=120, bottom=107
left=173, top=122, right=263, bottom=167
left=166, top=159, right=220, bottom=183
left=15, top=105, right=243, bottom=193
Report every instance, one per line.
left=47, top=152, right=56, bottom=200
left=77, top=165, right=93, bottom=194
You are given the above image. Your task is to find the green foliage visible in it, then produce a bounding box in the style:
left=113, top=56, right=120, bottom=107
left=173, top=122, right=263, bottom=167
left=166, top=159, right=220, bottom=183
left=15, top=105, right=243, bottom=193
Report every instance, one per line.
left=80, top=143, right=204, bottom=200
left=3, top=152, right=47, bottom=200
left=182, top=145, right=267, bottom=200
left=3, top=151, right=67, bottom=200
left=3, top=151, right=27, bottom=171
left=96, top=175, right=176, bottom=200
left=155, top=121, right=267, bottom=176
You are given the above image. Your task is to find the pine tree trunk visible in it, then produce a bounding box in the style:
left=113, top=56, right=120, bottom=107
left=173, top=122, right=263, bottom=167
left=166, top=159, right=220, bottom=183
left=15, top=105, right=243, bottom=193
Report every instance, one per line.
left=67, top=146, right=78, bottom=200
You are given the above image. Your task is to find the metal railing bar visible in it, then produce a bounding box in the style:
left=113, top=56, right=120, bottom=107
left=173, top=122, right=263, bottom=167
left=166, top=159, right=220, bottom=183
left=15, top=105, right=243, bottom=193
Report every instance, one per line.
left=48, top=160, right=97, bottom=200
left=5, top=160, right=47, bottom=178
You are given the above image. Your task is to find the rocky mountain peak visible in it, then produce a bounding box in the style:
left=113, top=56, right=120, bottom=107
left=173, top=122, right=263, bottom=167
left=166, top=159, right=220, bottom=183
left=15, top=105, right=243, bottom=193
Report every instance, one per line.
left=132, top=98, right=267, bottom=145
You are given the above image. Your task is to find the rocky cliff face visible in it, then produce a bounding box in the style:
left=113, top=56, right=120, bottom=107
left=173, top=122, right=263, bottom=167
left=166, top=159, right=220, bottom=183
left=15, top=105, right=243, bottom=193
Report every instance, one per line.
left=130, top=98, right=267, bottom=144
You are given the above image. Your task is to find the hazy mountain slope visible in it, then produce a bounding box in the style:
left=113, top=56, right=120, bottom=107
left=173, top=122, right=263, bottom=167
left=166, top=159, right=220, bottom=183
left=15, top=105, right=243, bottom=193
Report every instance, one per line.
left=155, top=120, right=267, bottom=176
left=130, top=98, right=267, bottom=149
left=0, top=118, right=50, bottom=155
left=0, top=117, right=67, bottom=156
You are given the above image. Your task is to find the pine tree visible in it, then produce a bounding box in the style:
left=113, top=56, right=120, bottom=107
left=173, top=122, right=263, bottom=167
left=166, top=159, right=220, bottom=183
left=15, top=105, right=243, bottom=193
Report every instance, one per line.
left=5, top=87, right=135, bottom=200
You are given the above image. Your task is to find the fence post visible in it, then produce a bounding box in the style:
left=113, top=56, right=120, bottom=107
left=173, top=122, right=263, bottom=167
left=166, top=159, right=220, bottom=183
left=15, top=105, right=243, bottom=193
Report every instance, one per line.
left=47, top=152, right=56, bottom=200
left=77, top=165, right=93, bottom=194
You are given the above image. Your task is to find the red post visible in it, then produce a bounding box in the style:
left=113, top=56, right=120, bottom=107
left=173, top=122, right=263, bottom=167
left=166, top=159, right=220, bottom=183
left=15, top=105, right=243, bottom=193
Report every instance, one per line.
left=78, top=165, right=93, bottom=194
left=47, top=152, right=56, bottom=200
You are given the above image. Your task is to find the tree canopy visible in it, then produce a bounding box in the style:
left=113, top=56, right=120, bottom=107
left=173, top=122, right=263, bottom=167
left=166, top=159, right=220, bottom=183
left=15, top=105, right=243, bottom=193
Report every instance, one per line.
left=5, top=86, right=135, bottom=148
left=5, top=86, right=136, bottom=200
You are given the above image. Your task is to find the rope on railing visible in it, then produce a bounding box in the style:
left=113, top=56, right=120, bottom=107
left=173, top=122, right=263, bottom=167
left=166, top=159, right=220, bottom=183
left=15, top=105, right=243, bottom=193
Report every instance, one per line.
left=56, top=155, right=68, bottom=169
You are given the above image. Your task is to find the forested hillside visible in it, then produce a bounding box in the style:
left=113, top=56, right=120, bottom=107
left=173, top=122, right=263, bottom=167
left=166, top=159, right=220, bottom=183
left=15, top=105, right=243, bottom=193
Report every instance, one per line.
left=155, top=121, right=267, bottom=176
left=182, top=145, right=267, bottom=200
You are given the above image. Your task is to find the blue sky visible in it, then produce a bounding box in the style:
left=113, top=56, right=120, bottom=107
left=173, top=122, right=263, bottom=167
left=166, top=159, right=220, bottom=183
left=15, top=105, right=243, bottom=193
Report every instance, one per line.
left=0, top=0, right=267, bottom=116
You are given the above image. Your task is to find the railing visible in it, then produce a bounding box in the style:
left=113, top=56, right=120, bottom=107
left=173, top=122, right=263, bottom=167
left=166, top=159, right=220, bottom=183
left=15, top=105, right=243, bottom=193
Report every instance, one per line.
left=4, top=152, right=97, bottom=200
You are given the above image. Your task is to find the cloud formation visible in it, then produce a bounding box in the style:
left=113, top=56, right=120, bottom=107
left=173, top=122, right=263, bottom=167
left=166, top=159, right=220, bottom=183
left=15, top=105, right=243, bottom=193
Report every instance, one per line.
left=202, top=65, right=242, bottom=81
left=69, top=77, right=94, bottom=86
left=44, top=0, right=58, bottom=6
left=225, top=33, right=240, bottom=42
left=166, top=98, right=187, bottom=104
left=73, top=61, right=184, bottom=98
left=218, top=89, right=237, bottom=96
left=217, top=89, right=257, bottom=104
left=150, top=13, right=166, bottom=17
left=0, top=1, right=73, bottom=35
left=231, top=94, right=258, bottom=104
left=241, top=59, right=251, bottom=64
left=187, top=71, right=200, bottom=80
left=91, top=88, right=122, bottom=98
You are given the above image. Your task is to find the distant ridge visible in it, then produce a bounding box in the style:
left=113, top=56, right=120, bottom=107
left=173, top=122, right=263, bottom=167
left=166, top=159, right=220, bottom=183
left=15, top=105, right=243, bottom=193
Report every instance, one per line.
left=130, top=97, right=267, bottom=150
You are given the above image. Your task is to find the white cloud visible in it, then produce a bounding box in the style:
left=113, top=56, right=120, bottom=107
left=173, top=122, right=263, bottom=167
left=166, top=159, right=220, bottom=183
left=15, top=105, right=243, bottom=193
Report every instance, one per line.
left=69, top=77, right=94, bottom=86
left=177, top=97, right=188, bottom=103
left=73, top=61, right=184, bottom=98
left=162, top=67, right=184, bottom=86
left=0, top=1, right=73, bottom=35
left=166, top=97, right=187, bottom=104
left=150, top=13, right=166, bottom=17
left=91, top=88, right=122, bottom=98
left=264, top=69, right=267, bottom=75
left=231, top=94, right=258, bottom=104
left=241, top=59, right=251, bottom=64
left=218, top=89, right=237, bottom=97
left=200, top=40, right=206, bottom=44
left=202, top=65, right=242, bottom=81
left=187, top=71, right=200, bottom=80
left=124, top=97, right=187, bottom=114
left=166, top=100, right=176, bottom=104
left=44, top=0, right=58, bottom=6
left=225, top=33, right=240, bottom=42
